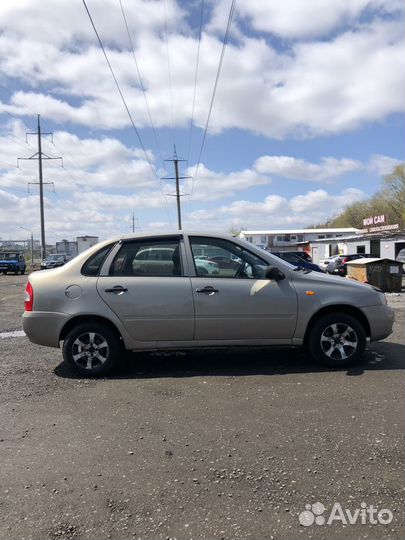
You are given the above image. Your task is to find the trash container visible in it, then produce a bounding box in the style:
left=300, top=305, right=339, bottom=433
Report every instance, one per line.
left=346, top=258, right=403, bottom=292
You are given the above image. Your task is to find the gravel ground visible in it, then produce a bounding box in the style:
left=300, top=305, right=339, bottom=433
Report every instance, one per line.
left=0, top=275, right=404, bottom=540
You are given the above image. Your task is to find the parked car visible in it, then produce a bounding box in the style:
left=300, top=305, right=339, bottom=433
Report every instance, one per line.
left=123, top=246, right=219, bottom=276
left=23, top=232, right=394, bottom=376
left=194, top=259, right=220, bottom=275
left=327, top=254, right=371, bottom=276
left=271, top=251, right=324, bottom=273
left=208, top=255, right=240, bottom=270
left=41, top=254, right=71, bottom=270
left=0, top=251, right=26, bottom=275
left=396, top=248, right=405, bottom=272
left=288, top=251, right=312, bottom=263
left=319, top=255, right=340, bottom=271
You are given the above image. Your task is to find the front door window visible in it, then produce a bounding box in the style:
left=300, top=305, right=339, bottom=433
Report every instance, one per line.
left=190, top=237, right=268, bottom=279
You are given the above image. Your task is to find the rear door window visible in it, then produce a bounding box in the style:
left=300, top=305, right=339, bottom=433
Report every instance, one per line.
left=109, top=239, right=183, bottom=277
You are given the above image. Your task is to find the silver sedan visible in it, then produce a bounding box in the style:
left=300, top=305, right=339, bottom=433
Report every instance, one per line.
left=23, top=232, right=394, bottom=376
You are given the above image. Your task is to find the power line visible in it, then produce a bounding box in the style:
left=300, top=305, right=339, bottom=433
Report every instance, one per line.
left=0, top=105, right=38, bottom=150
left=191, top=0, right=236, bottom=196
left=2, top=98, right=107, bottom=194
left=0, top=94, right=37, bottom=132
left=82, top=0, right=155, bottom=177
left=82, top=0, right=172, bottom=224
left=163, top=0, right=176, bottom=146
left=118, top=0, right=163, bottom=165
left=187, top=0, right=205, bottom=164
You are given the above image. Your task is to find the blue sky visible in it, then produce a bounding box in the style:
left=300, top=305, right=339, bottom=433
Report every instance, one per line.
left=0, top=0, right=403, bottom=242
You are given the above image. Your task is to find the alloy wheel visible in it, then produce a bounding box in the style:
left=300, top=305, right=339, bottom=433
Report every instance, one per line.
left=72, top=332, right=109, bottom=370
left=320, top=323, right=358, bottom=361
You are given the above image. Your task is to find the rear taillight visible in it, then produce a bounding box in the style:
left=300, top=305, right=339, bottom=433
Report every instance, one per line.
left=24, top=281, right=34, bottom=312
left=342, top=257, right=349, bottom=264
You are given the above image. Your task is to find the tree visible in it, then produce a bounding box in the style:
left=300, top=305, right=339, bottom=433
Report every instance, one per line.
left=382, top=164, right=405, bottom=228
left=313, top=163, right=405, bottom=229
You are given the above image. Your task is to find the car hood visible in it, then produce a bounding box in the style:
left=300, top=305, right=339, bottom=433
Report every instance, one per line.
left=292, top=267, right=379, bottom=292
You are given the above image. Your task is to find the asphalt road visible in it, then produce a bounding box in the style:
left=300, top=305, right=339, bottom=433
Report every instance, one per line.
left=0, top=274, right=404, bottom=540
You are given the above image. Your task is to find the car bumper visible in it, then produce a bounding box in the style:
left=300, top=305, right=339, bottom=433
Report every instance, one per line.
left=22, top=311, right=70, bottom=348
left=0, top=265, right=15, bottom=272
left=361, top=304, right=395, bottom=341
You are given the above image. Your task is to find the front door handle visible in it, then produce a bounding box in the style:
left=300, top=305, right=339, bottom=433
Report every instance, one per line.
left=105, top=286, right=128, bottom=294
left=196, top=286, right=219, bottom=295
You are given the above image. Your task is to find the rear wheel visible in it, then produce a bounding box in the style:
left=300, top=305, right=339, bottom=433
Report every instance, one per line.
left=63, top=322, right=121, bottom=376
left=307, top=313, right=366, bottom=367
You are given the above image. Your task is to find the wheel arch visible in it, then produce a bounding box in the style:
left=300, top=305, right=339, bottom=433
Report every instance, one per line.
left=304, top=304, right=371, bottom=346
left=59, top=314, right=124, bottom=344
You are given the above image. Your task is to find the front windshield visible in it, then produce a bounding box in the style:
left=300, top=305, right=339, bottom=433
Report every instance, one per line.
left=48, top=255, right=64, bottom=261
left=1, top=253, right=19, bottom=260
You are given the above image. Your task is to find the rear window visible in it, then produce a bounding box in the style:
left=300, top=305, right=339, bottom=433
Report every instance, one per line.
left=81, top=244, right=114, bottom=276
left=109, top=239, right=182, bottom=277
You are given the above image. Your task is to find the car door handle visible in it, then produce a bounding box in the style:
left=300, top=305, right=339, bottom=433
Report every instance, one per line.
left=196, top=286, right=219, bottom=295
left=104, top=286, right=128, bottom=294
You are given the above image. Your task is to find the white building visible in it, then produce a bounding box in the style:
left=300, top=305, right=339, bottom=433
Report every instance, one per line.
left=310, top=232, right=405, bottom=263
left=77, top=236, right=99, bottom=254
left=240, top=228, right=360, bottom=251
left=55, top=235, right=99, bottom=256
left=56, top=239, right=78, bottom=257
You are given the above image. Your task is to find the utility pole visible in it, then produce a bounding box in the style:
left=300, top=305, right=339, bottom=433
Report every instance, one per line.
left=162, top=146, right=190, bottom=230
left=131, top=213, right=141, bottom=233
left=18, top=115, right=62, bottom=260
left=37, top=116, right=45, bottom=259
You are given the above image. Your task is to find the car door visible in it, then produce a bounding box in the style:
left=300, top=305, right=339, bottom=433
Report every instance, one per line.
left=187, top=236, right=298, bottom=341
left=97, top=236, right=194, bottom=343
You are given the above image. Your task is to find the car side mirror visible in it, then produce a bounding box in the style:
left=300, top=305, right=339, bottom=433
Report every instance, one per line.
left=265, top=266, right=285, bottom=282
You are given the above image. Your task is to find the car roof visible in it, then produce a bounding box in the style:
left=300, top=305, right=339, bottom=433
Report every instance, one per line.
left=120, top=230, right=235, bottom=241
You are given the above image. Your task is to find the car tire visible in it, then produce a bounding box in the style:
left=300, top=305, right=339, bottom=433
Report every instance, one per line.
left=20, top=268, right=25, bottom=275
left=307, top=312, right=366, bottom=368
left=63, top=322, right=121, bottom=377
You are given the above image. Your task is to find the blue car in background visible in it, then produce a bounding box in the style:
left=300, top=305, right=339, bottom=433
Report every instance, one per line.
left=0, top=251, right=26, bottom=275
left=271, top=251, right=324, bottom=273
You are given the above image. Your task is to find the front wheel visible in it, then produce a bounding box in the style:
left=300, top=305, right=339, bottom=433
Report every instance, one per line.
left=307, top=313, right=366, bottom=367
left=63, top=322, right=121, bottom=376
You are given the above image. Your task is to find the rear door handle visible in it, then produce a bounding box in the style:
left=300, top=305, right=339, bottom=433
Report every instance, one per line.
left=105, top=286, right=128, bottom=294
left=196, top=286, right=219, bottom=295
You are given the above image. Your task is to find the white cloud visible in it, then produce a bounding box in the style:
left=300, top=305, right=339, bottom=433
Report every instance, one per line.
left=209, top=188, right=367, bottom=230
left=0, top=1, right=402, bottom=242
left=0, top=3, right=402, bottom=139
left=254, top=156, right=362, bottom=181
left=229, top=0, right=402, bottom=39
left=185, top=163, right=271, bottom=201
left=0, top=0, right=182, bottom=48
left=368, top=154, right=402, bottom=176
